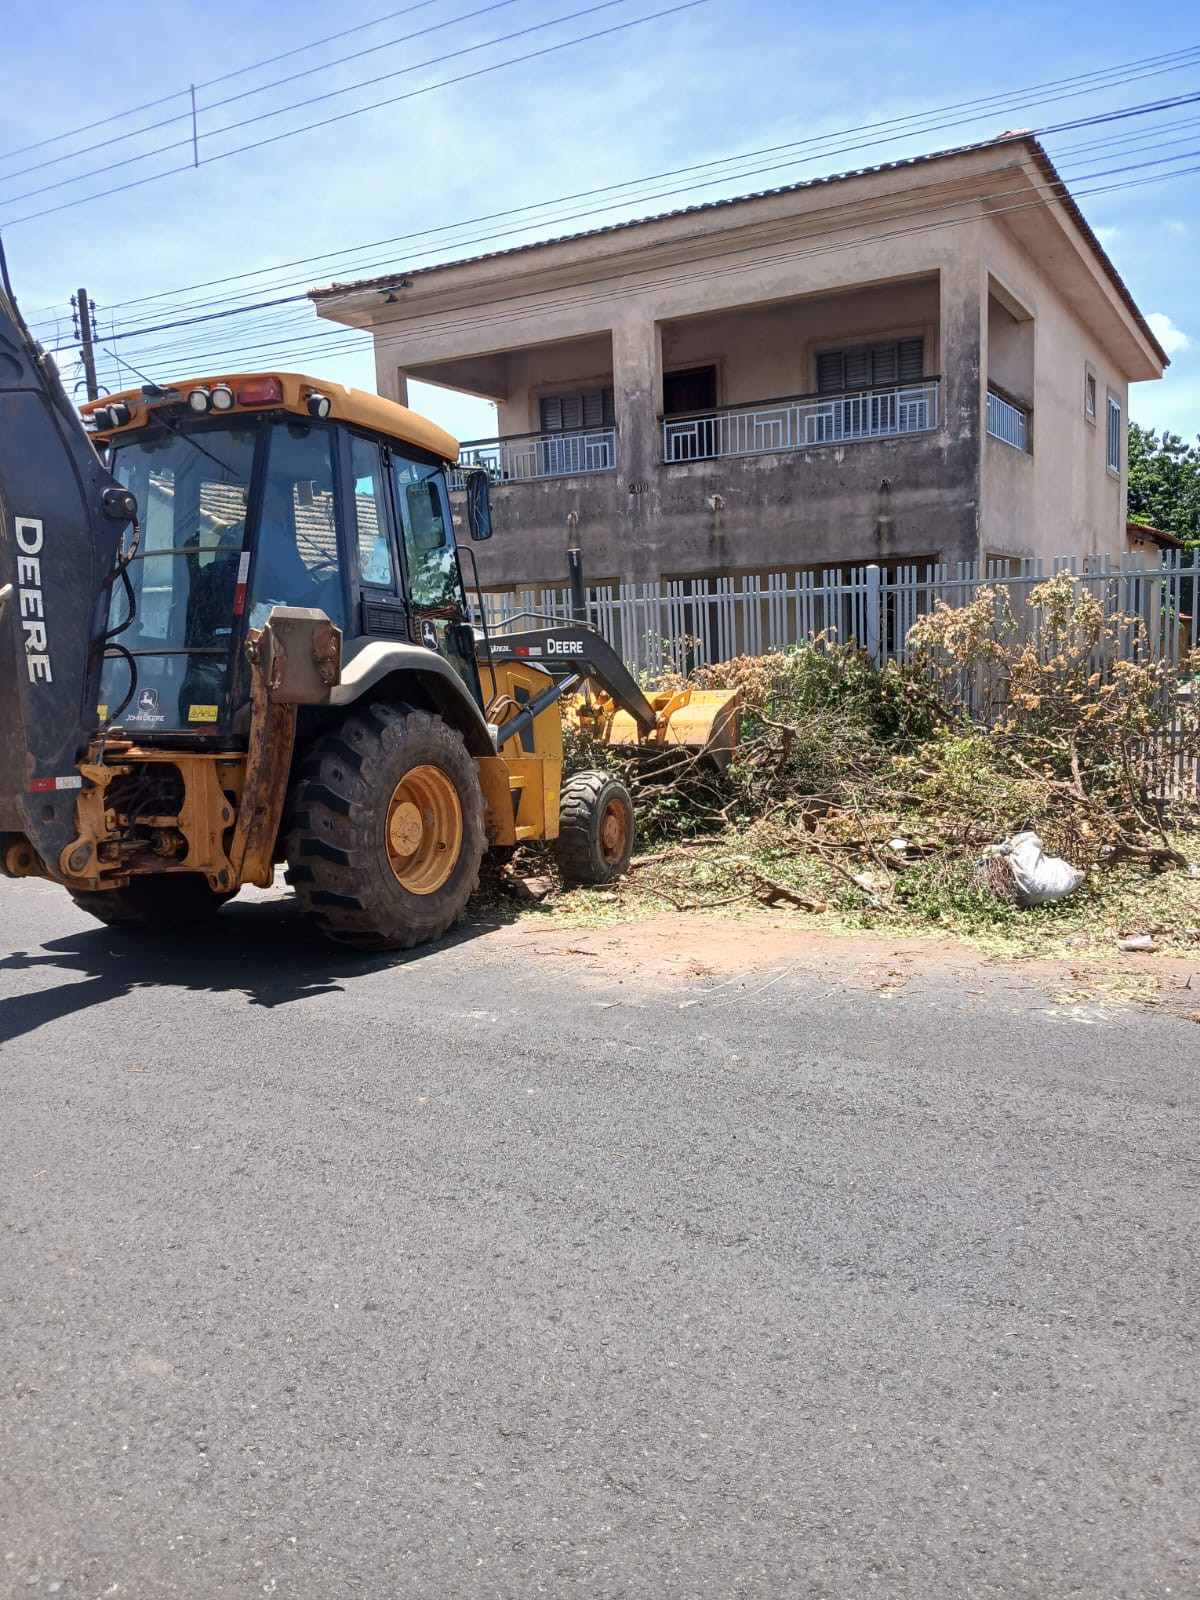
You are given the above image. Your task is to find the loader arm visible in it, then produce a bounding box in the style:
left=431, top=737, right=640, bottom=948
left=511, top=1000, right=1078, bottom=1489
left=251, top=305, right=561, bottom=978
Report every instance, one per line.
left=483, top=625, right=658, bottom=734
left=0, top=243, right=137, bottom=877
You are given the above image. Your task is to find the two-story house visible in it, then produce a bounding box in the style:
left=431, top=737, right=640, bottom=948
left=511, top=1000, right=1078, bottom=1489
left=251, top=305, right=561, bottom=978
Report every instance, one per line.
left=311, top=134, right=1167, bottom=599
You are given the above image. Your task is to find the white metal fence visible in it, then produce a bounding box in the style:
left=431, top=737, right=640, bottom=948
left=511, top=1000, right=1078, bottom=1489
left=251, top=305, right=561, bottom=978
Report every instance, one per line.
left=662, top=380, right=940, bottom=463
left=474, top=551, right=1199, bottom=790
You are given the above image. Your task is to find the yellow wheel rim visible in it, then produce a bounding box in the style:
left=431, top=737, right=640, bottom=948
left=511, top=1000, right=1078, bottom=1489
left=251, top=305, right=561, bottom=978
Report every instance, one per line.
left=598, top=797, right=629, bottom=866
left=385, top=765, right=463, bottom=895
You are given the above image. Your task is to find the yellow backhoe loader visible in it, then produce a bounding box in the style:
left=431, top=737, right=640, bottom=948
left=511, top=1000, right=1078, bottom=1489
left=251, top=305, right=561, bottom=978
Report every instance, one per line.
left=0, top=251, right=737, bottom=949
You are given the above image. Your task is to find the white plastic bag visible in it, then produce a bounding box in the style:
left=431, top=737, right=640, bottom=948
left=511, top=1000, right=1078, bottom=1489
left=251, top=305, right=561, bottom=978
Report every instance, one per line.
left=989, top=831, right=1083, bottom=906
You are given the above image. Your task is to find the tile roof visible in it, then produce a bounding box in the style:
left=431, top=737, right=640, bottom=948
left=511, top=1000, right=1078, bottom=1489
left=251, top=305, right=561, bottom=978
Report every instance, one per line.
left=1127, top=519, right=1185, bottom=550
left=308, top=133, right=1166, bottom=367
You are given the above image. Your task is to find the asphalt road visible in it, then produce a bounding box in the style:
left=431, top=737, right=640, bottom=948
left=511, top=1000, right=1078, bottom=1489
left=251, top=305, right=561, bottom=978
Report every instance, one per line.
left=1, top=879, right=1197, bottom=1600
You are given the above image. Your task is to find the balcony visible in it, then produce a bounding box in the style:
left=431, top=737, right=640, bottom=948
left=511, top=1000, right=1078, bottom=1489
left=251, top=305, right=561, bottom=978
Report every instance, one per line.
left=449, top=426, right=617, bottom=487
left=662, top=379, right=941, bottom=463
left=986, top=387, right=1029, bottom=452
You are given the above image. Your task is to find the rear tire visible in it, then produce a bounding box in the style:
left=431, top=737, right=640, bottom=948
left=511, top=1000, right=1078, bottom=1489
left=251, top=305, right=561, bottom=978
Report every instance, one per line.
left=554, top=771, right=635, bottom=885
left=69, top=874, right=236, bottom=931
left=283, top=703, right=486, bottom=950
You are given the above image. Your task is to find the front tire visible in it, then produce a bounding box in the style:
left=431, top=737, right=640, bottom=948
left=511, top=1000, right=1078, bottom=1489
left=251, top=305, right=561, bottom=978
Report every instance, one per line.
left=283, top=703, right=486, bottom=950
left=68, top=874, right=236, bottom=931
left=554, top=771, right=635, bottom=885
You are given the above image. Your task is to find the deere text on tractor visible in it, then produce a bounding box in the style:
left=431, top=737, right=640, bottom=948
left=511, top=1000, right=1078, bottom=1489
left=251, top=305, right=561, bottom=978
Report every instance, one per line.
left=0, top=252, right=737, bottom=950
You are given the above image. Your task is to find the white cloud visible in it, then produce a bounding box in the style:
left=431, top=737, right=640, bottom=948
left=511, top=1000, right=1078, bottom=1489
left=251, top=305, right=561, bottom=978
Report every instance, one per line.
left=1164, top=220, right=1188, bottom=236
left=1147, top=312, right=1191, bottom=357
left=1095, top=225, right=1122, bottom=247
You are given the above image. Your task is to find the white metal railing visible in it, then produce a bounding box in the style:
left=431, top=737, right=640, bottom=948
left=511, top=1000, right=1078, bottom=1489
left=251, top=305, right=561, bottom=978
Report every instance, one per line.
left=986, top=389, right=1029, bottom=451
left=450, top=427, right=616, bottom=487
left=662, top=380, right=940, bottom=463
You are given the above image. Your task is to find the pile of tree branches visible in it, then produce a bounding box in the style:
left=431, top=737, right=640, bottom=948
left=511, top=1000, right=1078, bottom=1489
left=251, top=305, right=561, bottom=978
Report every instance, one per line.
left=559, top=576, right=1200, bottom=914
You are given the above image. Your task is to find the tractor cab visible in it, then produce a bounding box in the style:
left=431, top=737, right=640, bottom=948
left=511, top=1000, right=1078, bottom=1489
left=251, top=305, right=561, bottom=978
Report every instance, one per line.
left=85, top=373, right=484, bottom=741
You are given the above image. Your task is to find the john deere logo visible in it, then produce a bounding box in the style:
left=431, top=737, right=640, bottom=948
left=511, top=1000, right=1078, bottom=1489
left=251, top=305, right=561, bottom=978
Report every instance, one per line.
left=420, top=620, right=439, bottom=650
left=137, top=687, right=159, bottom=713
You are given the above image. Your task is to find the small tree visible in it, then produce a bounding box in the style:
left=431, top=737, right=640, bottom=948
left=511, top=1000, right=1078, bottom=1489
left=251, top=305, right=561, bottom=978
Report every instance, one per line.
left=1128, top=423, right=1200, bottom=546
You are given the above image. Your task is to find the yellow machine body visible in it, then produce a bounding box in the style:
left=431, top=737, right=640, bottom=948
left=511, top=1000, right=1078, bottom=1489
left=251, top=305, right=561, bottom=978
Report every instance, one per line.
left=476, top=660, right=565, bottom=847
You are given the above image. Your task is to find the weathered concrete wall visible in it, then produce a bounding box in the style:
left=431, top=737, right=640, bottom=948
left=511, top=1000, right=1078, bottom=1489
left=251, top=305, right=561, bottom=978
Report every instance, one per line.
left=980, top=218, right=1128, bottom=563
left=456, top=249, right=983, bottom=592
left=460, top=426, right=980, bottom=591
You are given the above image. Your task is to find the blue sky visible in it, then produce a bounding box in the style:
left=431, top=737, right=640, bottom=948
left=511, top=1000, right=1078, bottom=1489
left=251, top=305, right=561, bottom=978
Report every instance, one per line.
left=2, top=0, right=1197, bottom=443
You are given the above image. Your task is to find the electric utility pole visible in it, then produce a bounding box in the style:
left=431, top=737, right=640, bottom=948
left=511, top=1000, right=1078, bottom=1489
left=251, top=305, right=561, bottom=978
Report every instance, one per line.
left=72, top=287, right=99, bottom=401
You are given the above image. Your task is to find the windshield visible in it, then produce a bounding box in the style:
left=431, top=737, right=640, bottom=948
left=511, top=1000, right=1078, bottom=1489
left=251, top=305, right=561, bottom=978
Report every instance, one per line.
left=100, top=424, right=256, bottom=733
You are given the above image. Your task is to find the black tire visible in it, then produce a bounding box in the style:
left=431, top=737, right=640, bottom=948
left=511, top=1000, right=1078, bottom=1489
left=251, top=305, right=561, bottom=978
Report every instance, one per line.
left=282, top=703, right=486, bottom=950
left=68, top=874, right=236, bottom=931
left=554, top=770, right=635, bottom=885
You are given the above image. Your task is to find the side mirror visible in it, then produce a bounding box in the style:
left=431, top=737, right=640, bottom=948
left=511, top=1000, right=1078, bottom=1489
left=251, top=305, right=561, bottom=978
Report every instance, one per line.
left=465, top=469, right=493, bottom=542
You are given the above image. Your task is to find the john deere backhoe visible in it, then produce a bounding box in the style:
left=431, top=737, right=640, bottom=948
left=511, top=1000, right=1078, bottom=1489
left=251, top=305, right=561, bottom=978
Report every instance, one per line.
left=0, top=250, right=736, bottom=949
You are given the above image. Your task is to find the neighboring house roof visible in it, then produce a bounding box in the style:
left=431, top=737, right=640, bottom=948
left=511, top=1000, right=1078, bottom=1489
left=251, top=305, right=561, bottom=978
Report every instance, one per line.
left=309, top=134, right=1168, bottom=369
left=1127, top=519, right=1186, bottom=550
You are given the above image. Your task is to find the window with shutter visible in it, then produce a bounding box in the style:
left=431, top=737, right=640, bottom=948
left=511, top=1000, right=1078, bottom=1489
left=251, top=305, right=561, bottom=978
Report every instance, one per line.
left=870, top=345, right=897, bottom=386
left=897, top=338, right=924, bottom=382
left=816, top=351, right=843, bottom=393
left=539, top=387, right=615, bottom=433
left=844, top=348, right=872, bottom=390
left=817, top=338, right=924, bottom=393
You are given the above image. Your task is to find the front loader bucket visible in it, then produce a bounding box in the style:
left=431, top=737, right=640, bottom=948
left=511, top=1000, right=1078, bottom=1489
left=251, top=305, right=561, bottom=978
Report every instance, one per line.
left=602, top=686, right=741, bottom=769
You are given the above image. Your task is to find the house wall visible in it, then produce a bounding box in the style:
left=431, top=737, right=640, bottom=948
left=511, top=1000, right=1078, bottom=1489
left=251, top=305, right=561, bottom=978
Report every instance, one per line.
left=980, top=217, right=1127, bottom=564
left=440, top=222, right=985, bottom=588
left=657, top=278, right=941, bottom=407
left=337, top=147, right=1162, bottom=590
left=494, top=334, right=614, bottom=438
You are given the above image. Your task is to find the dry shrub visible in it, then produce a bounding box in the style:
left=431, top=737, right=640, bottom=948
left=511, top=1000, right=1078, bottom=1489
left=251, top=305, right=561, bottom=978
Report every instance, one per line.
left=907, top=571, right=1200, bottom=837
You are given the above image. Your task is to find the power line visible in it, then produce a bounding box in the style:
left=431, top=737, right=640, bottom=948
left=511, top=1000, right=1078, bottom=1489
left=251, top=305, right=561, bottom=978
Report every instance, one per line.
left=89, top=146, right=1197, bottom=386
left=0, top=0, right=537, bottom=194
left=0, top=0, right=708, bottom=229
left=23, top=43, right=1200, bottom=335
left=0, top=0, right=637, bottom=206
left=0, top=0, right=476, bottom=166
left=73, top=89, right=1200, bottom=353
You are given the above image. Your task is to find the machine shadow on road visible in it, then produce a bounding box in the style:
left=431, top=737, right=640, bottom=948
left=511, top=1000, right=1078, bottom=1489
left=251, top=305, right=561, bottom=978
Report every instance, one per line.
left=0, top=892, right=513, bottom=1048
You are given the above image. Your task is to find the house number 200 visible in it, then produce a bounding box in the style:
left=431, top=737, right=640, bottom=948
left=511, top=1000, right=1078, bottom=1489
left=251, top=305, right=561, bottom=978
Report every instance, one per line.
left=627, top=480, right=648, bottom=494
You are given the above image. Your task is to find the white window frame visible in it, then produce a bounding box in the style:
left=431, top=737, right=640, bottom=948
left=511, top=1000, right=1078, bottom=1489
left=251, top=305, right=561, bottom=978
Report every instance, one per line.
left=1084, top=366, right=1097, bottom=422
left=1106, top=392, right=1122, bottom=476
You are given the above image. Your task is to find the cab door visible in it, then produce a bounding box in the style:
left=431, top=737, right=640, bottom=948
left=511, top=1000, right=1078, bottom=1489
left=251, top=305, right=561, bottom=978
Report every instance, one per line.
left=388, top=451, right=482, bottom=706
left=347, top=432, right=408, bottom=642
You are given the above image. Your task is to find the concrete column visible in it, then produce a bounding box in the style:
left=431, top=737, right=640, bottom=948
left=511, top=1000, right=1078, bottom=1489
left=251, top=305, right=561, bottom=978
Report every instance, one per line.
left=609, top=305, right=661, bottom=585
left=938, top=244, right=983, bottom=443
left=936, top=235, right=984, bottom=564
left=373, top=337, right=409, bottom=406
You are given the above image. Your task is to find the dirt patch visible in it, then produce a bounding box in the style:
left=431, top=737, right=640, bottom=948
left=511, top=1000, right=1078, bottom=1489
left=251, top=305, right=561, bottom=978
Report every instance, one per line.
left=484, top=910, right=1200, bottom=1018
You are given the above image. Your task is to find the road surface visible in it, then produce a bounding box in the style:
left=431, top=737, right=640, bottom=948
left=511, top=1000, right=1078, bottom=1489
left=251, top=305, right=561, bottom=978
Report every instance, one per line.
left=2, top=879, right=1197, bottom=1598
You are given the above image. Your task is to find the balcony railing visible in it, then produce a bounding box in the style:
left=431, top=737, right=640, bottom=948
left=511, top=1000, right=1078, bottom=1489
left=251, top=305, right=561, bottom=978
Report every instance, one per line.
left=449, top=426, right=617, bottom=487
left=662, top=379, right=940, bottom=463
left=986, top=388, right=1029, bottom=452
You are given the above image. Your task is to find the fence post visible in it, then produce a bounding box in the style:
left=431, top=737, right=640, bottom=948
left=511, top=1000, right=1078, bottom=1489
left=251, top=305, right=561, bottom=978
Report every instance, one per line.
left=865, top=564, right=883, bottom=667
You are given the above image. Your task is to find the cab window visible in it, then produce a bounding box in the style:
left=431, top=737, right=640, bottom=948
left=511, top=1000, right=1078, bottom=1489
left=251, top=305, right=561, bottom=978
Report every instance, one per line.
left=393, top=457, right=462, bottom=612
left=350, top=435, right=395, bottom=588
left=248, top=425, right=344, bottom=631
